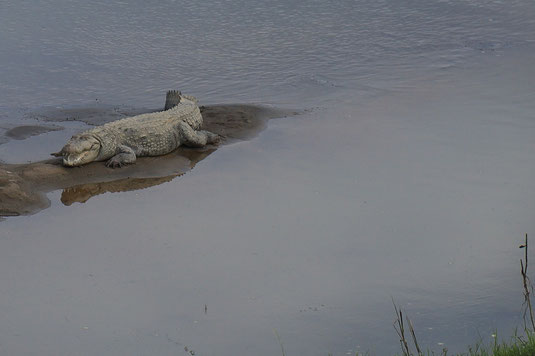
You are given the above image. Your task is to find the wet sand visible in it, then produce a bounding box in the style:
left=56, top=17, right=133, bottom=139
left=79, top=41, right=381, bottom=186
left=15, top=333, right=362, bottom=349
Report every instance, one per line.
left=0, top=104, right=293, bottom=218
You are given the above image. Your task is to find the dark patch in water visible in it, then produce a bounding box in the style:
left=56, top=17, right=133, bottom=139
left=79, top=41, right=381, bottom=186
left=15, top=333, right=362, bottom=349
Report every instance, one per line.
left=5, top=125, right=63, bottom=140
left=28, top=106, right=153, bottom=126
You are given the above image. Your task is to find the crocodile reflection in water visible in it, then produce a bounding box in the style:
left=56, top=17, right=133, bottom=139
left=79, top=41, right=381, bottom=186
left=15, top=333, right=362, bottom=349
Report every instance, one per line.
left=0, top=104, right=293, bottom=219
left=61, top=175, right=178, bottom=205
left=60, top=148, right=213, bottom=205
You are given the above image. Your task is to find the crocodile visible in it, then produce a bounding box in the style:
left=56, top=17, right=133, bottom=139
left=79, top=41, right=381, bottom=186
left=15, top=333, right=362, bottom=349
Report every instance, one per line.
left=52, top=90, right=220, bottom=168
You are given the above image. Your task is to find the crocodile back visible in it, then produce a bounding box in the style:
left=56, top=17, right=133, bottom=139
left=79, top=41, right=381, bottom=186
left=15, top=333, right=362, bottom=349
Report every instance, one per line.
left=85, top=96, right=203, bottom=160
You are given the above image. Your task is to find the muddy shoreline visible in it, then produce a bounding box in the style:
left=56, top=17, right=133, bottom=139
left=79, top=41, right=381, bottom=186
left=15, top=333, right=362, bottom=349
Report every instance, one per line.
left=0, top=104, right=293, bottom=218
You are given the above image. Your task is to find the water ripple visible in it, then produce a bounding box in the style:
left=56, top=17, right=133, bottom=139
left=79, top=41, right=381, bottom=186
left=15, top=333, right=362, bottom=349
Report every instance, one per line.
left=0, top=0, right=533, bottom=107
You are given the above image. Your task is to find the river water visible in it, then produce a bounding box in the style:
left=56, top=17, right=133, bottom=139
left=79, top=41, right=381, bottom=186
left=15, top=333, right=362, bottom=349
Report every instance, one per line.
left=1, top=0, right=535, bottom=355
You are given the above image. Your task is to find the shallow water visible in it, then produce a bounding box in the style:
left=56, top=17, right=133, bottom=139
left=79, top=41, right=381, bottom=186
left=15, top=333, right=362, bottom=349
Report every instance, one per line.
left=1, top=0, right=535, bottom=355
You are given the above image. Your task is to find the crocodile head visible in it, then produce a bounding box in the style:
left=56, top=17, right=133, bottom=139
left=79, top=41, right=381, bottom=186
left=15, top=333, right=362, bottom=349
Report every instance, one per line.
left=51, top=134, right=101, bottom=167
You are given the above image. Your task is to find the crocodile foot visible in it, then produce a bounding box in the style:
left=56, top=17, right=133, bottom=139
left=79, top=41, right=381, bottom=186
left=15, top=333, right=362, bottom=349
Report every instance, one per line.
left=207, top=132, right=222, bottom=144
left=106, top=158, right=124, bottom=169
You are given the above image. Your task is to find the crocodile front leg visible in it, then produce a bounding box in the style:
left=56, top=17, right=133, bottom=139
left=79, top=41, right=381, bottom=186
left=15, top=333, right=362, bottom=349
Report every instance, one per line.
left=178, top=121, right=220, bottom=148
left=106, top=145, right=137, bottom=168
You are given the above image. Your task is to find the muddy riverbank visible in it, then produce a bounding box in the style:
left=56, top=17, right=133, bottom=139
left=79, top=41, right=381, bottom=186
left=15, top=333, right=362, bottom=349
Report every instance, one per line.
left=0, top=105, right=292, bottom=218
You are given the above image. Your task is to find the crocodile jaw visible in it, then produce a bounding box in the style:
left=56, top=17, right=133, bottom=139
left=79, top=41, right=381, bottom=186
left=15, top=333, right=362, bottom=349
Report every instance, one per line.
left=62, top=151, right=99, bottom=167
left=54, top=134, right=101, bottom=167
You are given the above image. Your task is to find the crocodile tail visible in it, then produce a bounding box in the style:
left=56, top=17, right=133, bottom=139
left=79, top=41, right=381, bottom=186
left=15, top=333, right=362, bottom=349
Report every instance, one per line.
left=164, top=90, right=182, bottom=110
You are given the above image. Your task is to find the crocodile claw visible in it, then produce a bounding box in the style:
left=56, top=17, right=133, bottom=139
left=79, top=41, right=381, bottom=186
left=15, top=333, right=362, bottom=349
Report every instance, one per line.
left=106, top=159, right=122, bottom=169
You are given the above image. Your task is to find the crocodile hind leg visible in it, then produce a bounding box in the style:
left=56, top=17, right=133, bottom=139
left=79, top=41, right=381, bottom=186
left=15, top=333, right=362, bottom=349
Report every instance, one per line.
left=106, top=145, right=137, bottom=168
left=178, top=121, right=220, bottom=148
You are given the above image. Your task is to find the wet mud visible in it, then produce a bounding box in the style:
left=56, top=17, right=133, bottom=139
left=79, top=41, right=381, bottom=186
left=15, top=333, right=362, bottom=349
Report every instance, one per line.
left=0, top=104, right=292, bottom=218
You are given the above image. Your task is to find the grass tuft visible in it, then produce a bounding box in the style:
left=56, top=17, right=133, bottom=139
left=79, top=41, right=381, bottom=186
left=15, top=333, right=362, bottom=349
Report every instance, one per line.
left=391, top=234, right=535, bottom=356
left=275, top=234, right=535, bottom=356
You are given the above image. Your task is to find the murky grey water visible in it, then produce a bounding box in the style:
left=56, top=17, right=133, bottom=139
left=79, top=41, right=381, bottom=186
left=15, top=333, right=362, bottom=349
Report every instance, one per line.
left=1, top=0, right=535, bottom=355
